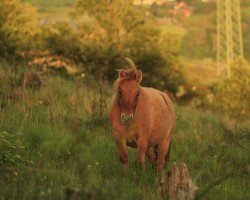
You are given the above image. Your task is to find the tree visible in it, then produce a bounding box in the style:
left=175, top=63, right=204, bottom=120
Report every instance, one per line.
left=44, top=0, right=186, bottom=93
left=0, top=0, right=40, bottom=56
left=76, top=0, right=145, bottom=33
left=212, top=58, right=250, bottom=119
left=73, top=0, right=146, bottom=79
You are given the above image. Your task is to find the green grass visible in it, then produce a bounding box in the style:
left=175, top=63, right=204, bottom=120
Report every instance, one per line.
left=22, top=0, right=77, bottom=22
left=23, top=0, right=77, bottom=8
left=0, top=61, right=249, bottom=199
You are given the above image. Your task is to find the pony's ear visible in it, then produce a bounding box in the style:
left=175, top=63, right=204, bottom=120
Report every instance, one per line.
left=119, top=70, right=127, bottom=79
left=136, top=70, right=142, bottom=82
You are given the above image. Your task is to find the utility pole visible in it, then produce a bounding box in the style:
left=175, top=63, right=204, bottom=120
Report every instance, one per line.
left=216, top=0, right=244, bottom=77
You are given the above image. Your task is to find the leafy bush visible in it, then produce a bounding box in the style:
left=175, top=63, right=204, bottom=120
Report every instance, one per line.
left=180, top=15, right=215, bottom=60
left=43, top=1, right=187, bottom=94
left=242, top=10, right=250, bottom=62
left=43, top=21, right=116, bottom=79
left=211, top=59, right=250, bottom=119
left=0, top=0, right=40, bottom=56
left=0, top=131, right=33, bottom=166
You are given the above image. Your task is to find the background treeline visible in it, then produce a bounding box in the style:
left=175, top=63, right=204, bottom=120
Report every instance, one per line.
left=151, top=0, right=250, bottom=60
left=0, top=0, right=185, bottom=95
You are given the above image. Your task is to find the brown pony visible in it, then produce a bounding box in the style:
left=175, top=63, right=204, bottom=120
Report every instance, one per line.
left=109, top=58, right=175, bottom=171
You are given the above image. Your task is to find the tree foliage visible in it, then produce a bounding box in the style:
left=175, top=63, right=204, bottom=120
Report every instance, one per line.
left=0, top=131, right=33, bottom=166
left=0, top=0, right=40, bottom=56
left=76, top=0, right=145, bottom=33
left=44, top=0, right=186, bottom=93
left=212, top=59, right=250, bottom=119
left=180, top=15, right=215, bottom=59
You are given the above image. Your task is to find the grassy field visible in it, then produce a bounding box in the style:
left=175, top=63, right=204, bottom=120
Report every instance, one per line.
left=22, top=0, right=77, bottom=22
left=23, top=0, right=77, bottom=8
left=0, top=61, right=249, bottom=199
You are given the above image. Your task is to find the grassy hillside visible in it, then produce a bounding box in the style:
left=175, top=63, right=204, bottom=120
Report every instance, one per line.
left=24, top=0, right=77, bottom=7
left=0, top=61, right=249, bottom=199
left=22, top=0, right=77, bottom=22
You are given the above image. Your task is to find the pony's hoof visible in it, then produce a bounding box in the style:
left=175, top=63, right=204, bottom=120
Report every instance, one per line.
left=135, top=160, right=144, bottom=169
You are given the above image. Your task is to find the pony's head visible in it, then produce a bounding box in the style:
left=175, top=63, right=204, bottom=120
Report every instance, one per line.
left=116, top=58, right=142, bottom=124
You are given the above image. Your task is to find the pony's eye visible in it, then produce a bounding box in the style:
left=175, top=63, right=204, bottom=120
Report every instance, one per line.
left=119, top=90, right=122, bottom=95
left=137, top=91, right=140, bottom=96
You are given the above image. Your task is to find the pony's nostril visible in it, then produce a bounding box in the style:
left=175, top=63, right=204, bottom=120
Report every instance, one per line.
left=121, top=113, right=133, bottom=124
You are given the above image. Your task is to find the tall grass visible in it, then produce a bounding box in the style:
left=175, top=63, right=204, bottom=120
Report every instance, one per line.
left=0, top=62, right=249, bottom=199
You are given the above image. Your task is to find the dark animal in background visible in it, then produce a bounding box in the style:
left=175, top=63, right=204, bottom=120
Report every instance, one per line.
left=22, top=73, right=42, bottom=89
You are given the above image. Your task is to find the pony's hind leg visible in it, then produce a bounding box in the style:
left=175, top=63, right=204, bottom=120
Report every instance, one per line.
left=136, top=138, right=148, bottom=165
left=146, top=146, right=156, bottom=164
left=156, top=138, right=171, bottom=171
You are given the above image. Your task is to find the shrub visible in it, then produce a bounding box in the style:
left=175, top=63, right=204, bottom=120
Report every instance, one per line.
left=43, top=21, right=117, bottom=79
left=180, top=16, right=215, bottom=60
left=43, top=1, right=187, bottom=94
left=211, top=59, right=250, bottom=119
left=0, top=131, right=33, bottom=166
left=0, top=0, right=40, bottom=56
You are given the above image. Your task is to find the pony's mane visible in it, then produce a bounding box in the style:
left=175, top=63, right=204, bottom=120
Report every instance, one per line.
left=114, top=58, right=138, bottom=90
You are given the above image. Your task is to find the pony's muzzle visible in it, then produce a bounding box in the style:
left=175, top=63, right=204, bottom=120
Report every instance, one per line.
left=121, top=113, right=133, bottom=124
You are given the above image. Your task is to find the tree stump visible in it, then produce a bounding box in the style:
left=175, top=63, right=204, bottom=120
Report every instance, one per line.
left=160, top=163, right=198, bottom=200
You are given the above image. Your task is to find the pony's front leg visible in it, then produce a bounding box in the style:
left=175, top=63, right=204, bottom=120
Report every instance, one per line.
left=136, top=137, right=148, bottom=165
left=113, top=130, right=128, bottom=167
left=146, top=146, right=156, bottom=165
left=117, top=141, right=128, bottom=167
